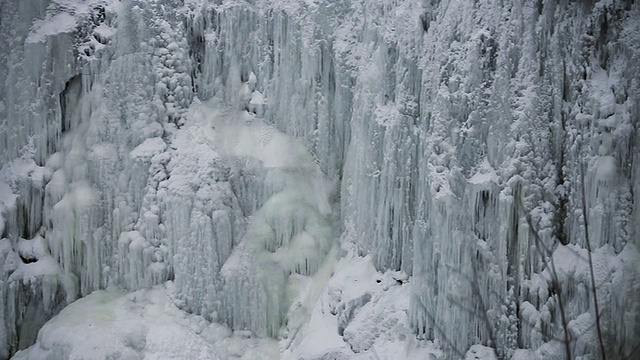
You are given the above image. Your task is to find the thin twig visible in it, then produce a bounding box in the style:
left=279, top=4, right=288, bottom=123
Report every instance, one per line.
left=470, top=257, right=503, bottom=360
left=519, top=199, right=572, bottom=360
left=579, top=162, right=606, bottom=360
left=421, top=308, right=466, bottom=359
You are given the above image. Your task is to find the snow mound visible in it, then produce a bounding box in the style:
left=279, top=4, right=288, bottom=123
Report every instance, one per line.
left=130, top=137, right=167, bottom=160
left=282, top=248, right=440, bottom=360
left=13, top=284, right=278, bottom=360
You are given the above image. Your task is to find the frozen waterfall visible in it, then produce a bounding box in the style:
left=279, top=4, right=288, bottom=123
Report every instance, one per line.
left=1, top=0, right=639, bottom=359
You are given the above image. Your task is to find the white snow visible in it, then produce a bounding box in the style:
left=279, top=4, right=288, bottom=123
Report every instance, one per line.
left=168, top=99, right=335, bottom=338
left=468, top=158, right=499, bottom=185
left=2, top=0, right=639, bottom=359
left=465, top=345, right=498, bottom=360
left=129, top=137, right=167, bottom=160
left=13, top=284, right=279, bottom=360
left=283, top=247, right=440, bottom=360
left=93, top=23, right=116, bottom=39
left=26, top=13, right=77, bottom=44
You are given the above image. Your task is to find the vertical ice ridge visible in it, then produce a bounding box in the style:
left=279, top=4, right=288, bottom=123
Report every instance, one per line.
left=410, top=1, right=640, bottom=357
left=0, top=0, right=638, bottom=358
left=185, top=0, right=351, bottom=180
left=0, top=1, right=107, bottom=355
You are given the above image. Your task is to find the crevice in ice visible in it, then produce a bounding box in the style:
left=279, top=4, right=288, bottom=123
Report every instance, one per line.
left=59, top=76, right=83, bottom=135
left=337, top=293, right=371, bottom=337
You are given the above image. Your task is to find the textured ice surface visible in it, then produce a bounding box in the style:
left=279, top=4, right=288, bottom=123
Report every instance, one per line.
left=282, top=247, right=439, bottom=360
left=12, top=284, right=279, bottom=360
left=1, top=0, right=639, bottom=359
left=162, top=98, right=335, bottom=338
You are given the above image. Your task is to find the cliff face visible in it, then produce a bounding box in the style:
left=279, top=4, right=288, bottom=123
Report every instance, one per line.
left=0, top=0, right=638, bottom=359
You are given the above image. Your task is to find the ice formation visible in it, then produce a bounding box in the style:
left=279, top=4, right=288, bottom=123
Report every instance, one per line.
left=0, top=0, right=639, bottom=359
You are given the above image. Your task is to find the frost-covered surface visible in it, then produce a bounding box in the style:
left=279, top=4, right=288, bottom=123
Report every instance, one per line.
left=159, top=98, right=335, bottom=338
left=282, top=246, right=439, bottom=360
left=1, top=0, right=639, bottom=359
left=15, top=252, right=436, bottom=360
left=12, top=284, right=279, bottom=360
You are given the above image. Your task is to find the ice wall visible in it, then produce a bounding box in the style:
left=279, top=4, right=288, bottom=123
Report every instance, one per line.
left=0, top=0, right=93, bottom=356
left=1, top=0, right=639, bottom=359
left=184, top=0, right=640, bottom=358
left=409, top=2, right=639, bottom=358
left=0, top=0, right=194, bottom=355
left=184, top=0, right=353, bottom=181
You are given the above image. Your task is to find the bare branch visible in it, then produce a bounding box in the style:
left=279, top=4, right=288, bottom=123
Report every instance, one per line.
left=420, top=308, right=466, bottom=359
left=579, top=162, right=606, bottom=360
left=519, top=199, right=572, bottom=360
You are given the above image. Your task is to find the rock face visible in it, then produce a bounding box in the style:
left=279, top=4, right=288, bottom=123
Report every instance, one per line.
left=1, top=0, right=639, bottom=359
